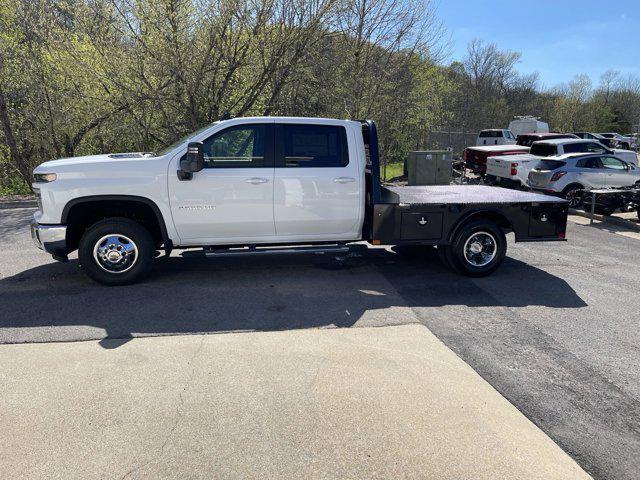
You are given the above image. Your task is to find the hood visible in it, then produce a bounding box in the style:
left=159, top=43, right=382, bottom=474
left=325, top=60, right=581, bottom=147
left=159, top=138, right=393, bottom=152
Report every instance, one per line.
left=35, top=152, right=157, bottom=171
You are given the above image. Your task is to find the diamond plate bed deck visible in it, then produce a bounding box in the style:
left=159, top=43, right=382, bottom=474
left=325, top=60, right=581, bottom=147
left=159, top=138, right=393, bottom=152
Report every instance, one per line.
left=381, top=185, right=566, bottom=205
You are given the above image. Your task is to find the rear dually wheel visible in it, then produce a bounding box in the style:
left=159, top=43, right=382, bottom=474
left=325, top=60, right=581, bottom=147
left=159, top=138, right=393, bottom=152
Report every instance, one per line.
left=445, top=219, right=507, bottom=277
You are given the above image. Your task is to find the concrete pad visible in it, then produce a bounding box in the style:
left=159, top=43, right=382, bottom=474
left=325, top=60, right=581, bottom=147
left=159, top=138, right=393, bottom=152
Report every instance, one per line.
left=0, top=325, right=590, bottom=479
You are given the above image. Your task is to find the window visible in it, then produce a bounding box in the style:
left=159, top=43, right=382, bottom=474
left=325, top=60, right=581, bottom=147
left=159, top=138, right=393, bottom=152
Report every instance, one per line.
left=563, top=142, right=588, bottom=154
left=585, top=142, right=606, bottom=153
left=281, top=124, right=348, bottom=167
left=517, top=135, right=537, bottom=147
left=479, top=130, right=502, bottom=138
left=600, top=156, right=627, bottom=170
left=530, top=143, right=558, bottom=157
left=535, top=160, right=566, bottom=171
left=202, top=125, right=266, bottom=168
left=576, top=157, right=601, bottom=169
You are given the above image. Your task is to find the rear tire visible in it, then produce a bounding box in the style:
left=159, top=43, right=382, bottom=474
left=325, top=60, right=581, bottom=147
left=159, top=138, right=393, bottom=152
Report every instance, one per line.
left=447, top=220, right=507, bottom=277
left=78, top=218, right=155, bottom=286
left=562, top=185, right=583, bottom=208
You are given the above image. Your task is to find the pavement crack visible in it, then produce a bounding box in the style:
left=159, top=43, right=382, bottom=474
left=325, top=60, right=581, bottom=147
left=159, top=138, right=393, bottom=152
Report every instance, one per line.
left=120, top=335, right=206, bottom=479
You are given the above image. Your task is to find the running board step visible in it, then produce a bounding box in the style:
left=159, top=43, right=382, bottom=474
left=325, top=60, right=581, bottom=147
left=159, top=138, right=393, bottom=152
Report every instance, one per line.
left=182, top=244, right=357, bottom=258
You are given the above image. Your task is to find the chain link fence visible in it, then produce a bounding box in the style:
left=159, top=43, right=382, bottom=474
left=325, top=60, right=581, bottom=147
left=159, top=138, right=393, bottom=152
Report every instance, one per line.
left=425, top=129, right=479, bottom=156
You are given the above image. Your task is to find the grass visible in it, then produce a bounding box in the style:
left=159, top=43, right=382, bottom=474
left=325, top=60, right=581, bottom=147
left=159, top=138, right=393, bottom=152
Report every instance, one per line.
left=382, top=162, right=404, bottom=181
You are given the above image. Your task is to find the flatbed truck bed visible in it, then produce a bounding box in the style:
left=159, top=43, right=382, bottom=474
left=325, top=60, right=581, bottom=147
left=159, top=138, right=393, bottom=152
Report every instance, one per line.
left=360, top=121, right=568, bottom=254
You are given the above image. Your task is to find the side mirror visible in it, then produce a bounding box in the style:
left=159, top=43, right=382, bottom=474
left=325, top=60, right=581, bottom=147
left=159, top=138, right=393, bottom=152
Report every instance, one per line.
left=178, top=142, right=204, bottom=180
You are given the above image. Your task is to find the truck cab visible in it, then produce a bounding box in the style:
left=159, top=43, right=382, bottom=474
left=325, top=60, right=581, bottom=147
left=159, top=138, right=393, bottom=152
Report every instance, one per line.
left=32, top=117, right=569, bottom=285
left=476, top=129, right=517, bottom=146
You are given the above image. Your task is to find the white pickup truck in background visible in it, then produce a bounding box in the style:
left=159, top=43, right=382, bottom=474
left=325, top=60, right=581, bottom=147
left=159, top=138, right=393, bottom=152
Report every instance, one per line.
left=475, top=129, right=517, bottom=146
left=486, top=138, right=638, bottom=187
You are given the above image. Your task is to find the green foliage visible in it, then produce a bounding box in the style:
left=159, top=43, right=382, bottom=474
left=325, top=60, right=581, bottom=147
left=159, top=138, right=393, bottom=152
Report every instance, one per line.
left=0, top=2, right=638, bottom=193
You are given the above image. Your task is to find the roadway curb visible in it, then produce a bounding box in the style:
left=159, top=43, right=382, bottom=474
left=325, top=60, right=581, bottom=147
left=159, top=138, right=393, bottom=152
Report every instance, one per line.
left=0, top=200, right=37, bottom=209
left=569, top=208, right=640, bottom=232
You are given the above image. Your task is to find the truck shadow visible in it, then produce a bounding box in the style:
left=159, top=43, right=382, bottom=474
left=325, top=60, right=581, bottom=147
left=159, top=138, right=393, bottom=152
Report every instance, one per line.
left=0, top=247, right=587, bottom=348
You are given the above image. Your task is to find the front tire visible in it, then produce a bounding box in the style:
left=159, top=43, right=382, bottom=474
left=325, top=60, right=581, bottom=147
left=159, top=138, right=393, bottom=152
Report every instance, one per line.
left=448, top=220, right=507, bottom=277
left=78, top=218, right=155, bottom=286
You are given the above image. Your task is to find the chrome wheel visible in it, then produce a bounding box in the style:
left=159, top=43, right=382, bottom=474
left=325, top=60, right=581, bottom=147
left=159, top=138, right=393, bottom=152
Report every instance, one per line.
left=565, top=189, right=581, bottom=208
left=463, top=231, right=497, bottom=267
left=93, top=234, right=138, bottom=274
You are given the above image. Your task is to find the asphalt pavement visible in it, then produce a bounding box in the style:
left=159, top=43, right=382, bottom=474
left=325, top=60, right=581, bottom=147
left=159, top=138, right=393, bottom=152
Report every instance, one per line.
left=1, top=207, right=639, bottom=479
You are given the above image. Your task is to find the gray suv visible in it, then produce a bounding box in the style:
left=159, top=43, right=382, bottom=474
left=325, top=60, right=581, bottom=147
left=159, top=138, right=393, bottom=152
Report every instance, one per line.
left=528, top=154, right=640, bottom=206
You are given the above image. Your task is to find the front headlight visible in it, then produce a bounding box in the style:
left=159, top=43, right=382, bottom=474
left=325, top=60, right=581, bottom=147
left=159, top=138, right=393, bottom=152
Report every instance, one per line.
left=33, top=173, right=57, bottom=183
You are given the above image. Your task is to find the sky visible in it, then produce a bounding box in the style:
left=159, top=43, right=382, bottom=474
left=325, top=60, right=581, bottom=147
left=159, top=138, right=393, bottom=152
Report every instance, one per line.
left=435, top=0, right=640, bottom=89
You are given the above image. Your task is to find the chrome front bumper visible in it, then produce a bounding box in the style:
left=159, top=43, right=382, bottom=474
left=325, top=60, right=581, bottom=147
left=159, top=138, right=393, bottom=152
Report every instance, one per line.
left=31, top=221, right=68, bottom=257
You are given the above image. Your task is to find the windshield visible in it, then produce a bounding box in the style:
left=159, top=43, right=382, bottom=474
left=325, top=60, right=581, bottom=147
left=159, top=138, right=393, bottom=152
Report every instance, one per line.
left=156, top=122, right=219, bottom=156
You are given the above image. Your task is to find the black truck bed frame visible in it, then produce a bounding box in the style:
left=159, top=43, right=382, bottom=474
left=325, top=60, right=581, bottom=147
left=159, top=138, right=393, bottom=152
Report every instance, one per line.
left=360, top=120, right=569, bottom=246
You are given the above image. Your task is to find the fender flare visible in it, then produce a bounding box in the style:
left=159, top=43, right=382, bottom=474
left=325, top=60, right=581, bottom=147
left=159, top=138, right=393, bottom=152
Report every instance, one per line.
left=61, top=195, right=172, bottom=251
left=446, top=208, right=514, bottom=244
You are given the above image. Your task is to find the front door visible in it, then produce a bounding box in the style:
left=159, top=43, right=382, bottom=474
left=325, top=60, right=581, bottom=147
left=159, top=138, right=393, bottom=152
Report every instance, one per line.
left=273, top=123, right=362, bottom=240
left=600, top=155, right=635, bottom=187
left=168, top=123, right=275, bottom=244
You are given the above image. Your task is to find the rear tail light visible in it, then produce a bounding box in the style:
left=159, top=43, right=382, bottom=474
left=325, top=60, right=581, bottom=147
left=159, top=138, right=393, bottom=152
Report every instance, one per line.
left=550, top=171, right=568, bottom=182
left=510, top=163, right=518, bottom=175
left=463, top=149, right=468, bottom=161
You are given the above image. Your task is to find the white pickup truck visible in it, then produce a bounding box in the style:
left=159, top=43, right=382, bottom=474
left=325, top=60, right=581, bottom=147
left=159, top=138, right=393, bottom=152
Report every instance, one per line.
left=486, top=138, right=638, bottom=187
left=31, top=117, right=569, bottom=285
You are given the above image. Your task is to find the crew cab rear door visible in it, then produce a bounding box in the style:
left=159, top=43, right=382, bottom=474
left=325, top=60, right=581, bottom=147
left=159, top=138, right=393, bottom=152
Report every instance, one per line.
left=273, top=121, right=362, bottom=241
left=168, top=121, right=276, bottom=243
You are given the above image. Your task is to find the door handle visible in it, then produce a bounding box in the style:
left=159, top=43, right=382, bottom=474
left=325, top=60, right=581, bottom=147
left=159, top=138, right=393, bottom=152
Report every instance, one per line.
left=333, top=177, right=356, bottom=184
left=245, top=177, right=269, bottom=184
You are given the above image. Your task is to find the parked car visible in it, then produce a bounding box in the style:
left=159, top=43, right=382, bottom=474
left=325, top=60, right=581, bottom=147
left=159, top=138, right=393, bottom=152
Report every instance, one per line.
left=528, top=154, right=640, bottom=207
left=475, top=129, right=517, bottom=146
left=516, top=132, right=578, bottom=147
left=599, top=132, right=637, bottom=150
left=529, top=138, right=637, bottom=165
left=463, top=144, right=530, bottom=175
left=30, top=117, right=569, bottom=284
left=486, top=138, right=637, bottom=187
left=572, top=132, right=617, bottom=148
left=508, top=116, right=549, bottom=137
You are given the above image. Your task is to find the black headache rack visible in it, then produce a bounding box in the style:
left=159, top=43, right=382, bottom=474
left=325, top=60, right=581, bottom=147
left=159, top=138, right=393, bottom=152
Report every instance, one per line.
left=359, top=120, right=569, bottom=246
